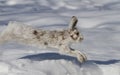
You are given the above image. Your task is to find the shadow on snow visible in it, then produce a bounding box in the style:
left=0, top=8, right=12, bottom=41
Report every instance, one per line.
left=20, top=52, right=120, bottom=65
left=89, top=60, right=120, bottom=65
left=20, top=52, right=81, bottom=65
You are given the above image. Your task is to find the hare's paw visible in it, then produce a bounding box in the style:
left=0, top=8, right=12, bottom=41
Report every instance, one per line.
left=76, top=51, right=87, bottom=63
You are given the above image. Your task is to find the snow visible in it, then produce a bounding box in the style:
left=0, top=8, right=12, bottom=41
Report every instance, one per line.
left=0, top=0, right=120, bottom=75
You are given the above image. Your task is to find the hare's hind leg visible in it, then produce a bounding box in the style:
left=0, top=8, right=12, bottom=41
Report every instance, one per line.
left=60, top=46, right=87, bottom=63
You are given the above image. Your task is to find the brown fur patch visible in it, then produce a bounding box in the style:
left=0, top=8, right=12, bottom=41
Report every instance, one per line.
left=50, top=34, right=55, bottom=38
left=44, top=42, right=48, bottom=45
left=39, top=31, right=46, bottom=36
left=33, top=30, right=38, bottom=35
left=62, top=36, right=65, bottom=40
left=59, top=31, right=65, bottom=40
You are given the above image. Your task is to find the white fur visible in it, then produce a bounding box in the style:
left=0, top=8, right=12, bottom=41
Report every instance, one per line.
left=0, top=16, right=87, bottom=63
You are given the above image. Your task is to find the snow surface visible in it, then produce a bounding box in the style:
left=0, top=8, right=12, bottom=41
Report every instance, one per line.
left=0, top=0, right=120, bottom=75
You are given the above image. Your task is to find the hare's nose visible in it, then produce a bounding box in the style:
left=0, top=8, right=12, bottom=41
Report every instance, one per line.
left=79, top=35, right=84, bottom=41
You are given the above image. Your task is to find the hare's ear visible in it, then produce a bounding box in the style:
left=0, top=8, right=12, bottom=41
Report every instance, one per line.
left=69, top=16, right=78, bottom=30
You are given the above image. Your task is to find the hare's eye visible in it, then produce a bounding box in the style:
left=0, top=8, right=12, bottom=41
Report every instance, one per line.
left=76, top=32, right=79, bottom=36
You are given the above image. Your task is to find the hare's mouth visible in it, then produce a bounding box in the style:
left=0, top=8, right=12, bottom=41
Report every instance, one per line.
left=75, top=36, right=83, bottom=43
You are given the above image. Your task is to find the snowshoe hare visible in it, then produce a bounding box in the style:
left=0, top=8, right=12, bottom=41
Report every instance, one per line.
left=0, top=16, right=87, bottom=63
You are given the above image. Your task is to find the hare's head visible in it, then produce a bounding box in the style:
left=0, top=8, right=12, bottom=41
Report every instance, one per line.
left=68, top=16, right=84, bottom=42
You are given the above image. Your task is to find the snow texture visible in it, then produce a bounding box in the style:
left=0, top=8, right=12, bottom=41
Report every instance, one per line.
left=0, top=0, right=120, bottom=75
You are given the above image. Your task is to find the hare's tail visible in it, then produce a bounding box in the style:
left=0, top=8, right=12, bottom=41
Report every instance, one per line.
left=0, top=21, right=18, bottom=44
left=0, top=21, right=38, bottom=45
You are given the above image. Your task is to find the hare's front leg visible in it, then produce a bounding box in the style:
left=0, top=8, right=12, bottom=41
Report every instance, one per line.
left=60, top=46, right=87, bottom=63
